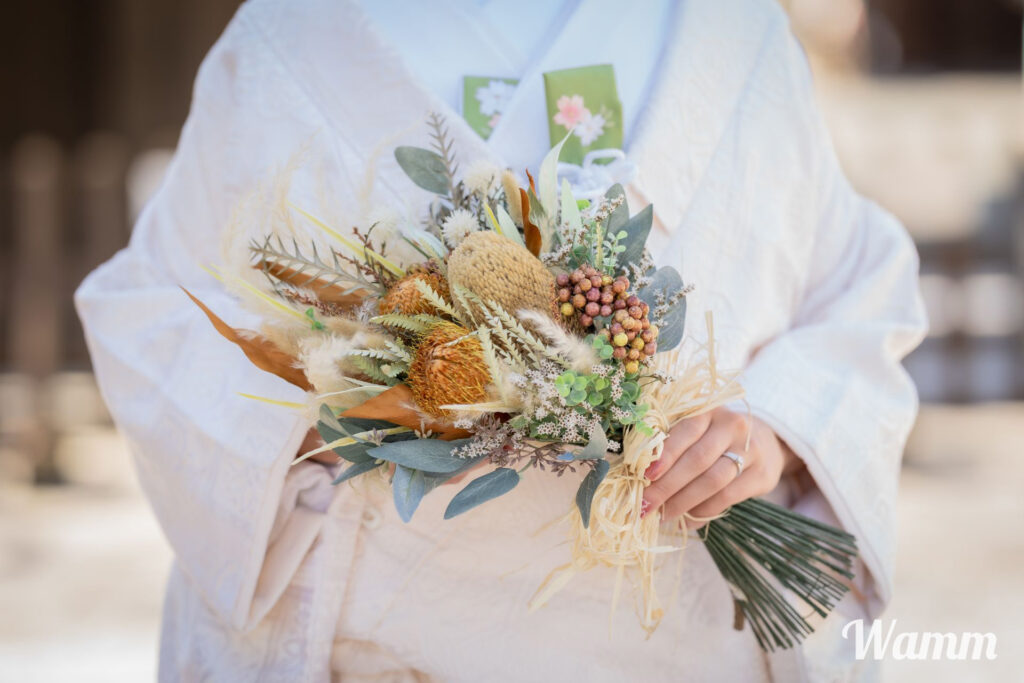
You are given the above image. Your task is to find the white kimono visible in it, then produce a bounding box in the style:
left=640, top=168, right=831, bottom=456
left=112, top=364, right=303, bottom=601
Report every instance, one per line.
left=75, top=0, right=927, bottom=681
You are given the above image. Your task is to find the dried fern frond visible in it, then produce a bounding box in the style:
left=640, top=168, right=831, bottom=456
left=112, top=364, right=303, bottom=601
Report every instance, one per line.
left=413, top=277, right=462, bottom=321
left=370, top=313, right=447, bottom=335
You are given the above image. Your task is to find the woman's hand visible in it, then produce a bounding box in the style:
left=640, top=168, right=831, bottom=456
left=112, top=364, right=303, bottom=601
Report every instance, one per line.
left=642, top=407, right=802, bottom=528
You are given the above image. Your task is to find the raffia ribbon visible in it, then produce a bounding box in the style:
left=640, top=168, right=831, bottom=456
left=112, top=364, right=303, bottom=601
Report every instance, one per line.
left=529, top=313, right=744, bottom=635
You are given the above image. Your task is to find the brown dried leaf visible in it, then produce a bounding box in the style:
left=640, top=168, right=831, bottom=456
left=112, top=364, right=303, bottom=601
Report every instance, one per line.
left=520, top=188, right=542, bottom=257
left=341, top=384, right=470, bottom=441
left=257, top=261, right=369, bottom=309
left=182, top=288, right=313, bottom=391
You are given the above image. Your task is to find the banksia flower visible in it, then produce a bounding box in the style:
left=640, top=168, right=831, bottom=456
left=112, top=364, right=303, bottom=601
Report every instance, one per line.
left=378, top=264, right=449, bottom=316
left=408, top=321, right=491, bottom=416
left=447, top=230, right=556, bottom=321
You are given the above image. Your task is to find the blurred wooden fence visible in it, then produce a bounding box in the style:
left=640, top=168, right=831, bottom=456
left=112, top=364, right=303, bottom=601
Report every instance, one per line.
left=1, top=132, right=167, bottom=482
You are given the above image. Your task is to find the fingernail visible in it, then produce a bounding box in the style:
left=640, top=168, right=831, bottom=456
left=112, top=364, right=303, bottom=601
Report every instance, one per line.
left=644, top=461, right=660, bottom=479
left=640, top=499, right=651, bottom=518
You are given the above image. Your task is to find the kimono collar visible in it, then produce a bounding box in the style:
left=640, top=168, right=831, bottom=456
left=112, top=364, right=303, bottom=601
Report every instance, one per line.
left=254, top=0, right=775, bottom=237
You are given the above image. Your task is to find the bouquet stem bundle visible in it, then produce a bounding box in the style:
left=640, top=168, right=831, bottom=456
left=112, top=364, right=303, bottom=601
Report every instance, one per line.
left=703, top=498, right=856, bottom=651
left=531, top=315, right=745, bottom=631
left=533, top=314, right=857, bottom=650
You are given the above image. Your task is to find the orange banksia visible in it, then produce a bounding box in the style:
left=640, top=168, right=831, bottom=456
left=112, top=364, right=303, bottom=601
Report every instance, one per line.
left=378, top=265, right=450, bottom=316
left=408, top=321, right=491, bottom=416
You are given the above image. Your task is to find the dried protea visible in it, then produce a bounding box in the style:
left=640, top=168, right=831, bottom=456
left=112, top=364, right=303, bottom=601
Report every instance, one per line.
left=446, top=230, right=556, bottom=322
left=378, top=263, right=450, bottom=316
left=408, top=321, right=491, bottom=416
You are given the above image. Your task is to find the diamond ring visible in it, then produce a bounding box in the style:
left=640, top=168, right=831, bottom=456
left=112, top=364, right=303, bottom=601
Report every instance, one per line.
left=721, top=451, right=744, bottom=477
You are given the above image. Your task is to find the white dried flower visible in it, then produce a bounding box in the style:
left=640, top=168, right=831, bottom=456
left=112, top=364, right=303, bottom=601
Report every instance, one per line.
left=463, top=160, right=500, bottom=196
left=441, top=208, right=480, bottom=248
left=365, top=206, right=401, bottom=242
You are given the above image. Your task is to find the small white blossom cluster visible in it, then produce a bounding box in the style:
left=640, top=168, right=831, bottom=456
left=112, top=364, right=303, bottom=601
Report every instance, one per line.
left=511, top=361, right=621, bottom=450
left=452, top=415, right=523, bottom=462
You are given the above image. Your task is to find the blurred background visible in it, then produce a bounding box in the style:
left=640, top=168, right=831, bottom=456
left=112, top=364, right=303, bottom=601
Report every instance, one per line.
left=0, top=0, right=1022, bottom=680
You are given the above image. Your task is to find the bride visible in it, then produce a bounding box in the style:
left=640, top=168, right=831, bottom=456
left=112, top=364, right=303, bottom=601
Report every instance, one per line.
left=76, top=0, right=926, bottom=680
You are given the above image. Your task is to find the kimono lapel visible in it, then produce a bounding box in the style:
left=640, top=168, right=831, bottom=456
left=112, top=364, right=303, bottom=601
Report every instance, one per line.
left=488, top=0, right=673, bottom=173
left=628, top=0, right=779, bottom=246
left=254, top=0, right=504, bottom=205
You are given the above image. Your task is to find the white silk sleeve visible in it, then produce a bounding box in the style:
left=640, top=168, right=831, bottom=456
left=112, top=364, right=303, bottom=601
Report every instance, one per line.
left=75, top=7, right=337, bottom=631
left=735, top=22, right=928, bottom=615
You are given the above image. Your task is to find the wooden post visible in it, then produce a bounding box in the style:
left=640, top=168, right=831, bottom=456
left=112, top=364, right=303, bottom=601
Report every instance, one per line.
left=69, top=132, right=131, bottom=369
left=9, top=134, right=64, bottom=483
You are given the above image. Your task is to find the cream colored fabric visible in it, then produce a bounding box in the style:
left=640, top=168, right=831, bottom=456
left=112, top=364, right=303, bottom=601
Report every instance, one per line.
left=75, top=0, right=925, bottom=681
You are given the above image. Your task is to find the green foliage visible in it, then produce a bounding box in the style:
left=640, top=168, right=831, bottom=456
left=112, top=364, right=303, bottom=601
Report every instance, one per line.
left=367, top=438, right=480, bottom=474
left=444, top=467, right=520, bottom=519
left=575, top=458, right=610, bottom=528
left=616, top=204, right=653, bottom=266
left=394, top=146, right=449, bottom=195
left=552, top=366, right=648, bottom=433
left=637, top=266, right=687, bottom=351
left=393, top=465, right=428, bottom=522
left=333, top=459, right=382, bottom=485
left=304, top=307, right=325, bottom=331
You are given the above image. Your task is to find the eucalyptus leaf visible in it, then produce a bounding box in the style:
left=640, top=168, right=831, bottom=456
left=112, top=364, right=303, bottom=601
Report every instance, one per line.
left=444, top=467, right=520, bottom=519
left=327, top=441, right=375, bottom=464
left=560, top=178, right=583, bottom=235
left=332, top=459, right=381, bottom=485
left=338, top=417, right=399, bottom=433
left=319, top=404, right=343, bottom=431
left=603, top=184, right=630, bottom=233
left=367, top=438, right=473, bottom=474
left=538, top=132, right=572, bottom=220
left=393, top=465, right=427, bottom=522
left=617, top=204, right=653, bottom=267
left=494, top=205, right=525, bottom=247
left=314, top=421, right=374, bottom=463
left=575, top=459, right=610, bottom=528
left=638, top=266, right=687, bottom=351
left=576, top=425, right=609, bottom=460
left=395, top=146, right=449, bottom=195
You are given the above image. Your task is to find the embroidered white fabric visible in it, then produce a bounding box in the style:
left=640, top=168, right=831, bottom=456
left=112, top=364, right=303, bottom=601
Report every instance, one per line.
left=75, top=0, right=925, bottom=681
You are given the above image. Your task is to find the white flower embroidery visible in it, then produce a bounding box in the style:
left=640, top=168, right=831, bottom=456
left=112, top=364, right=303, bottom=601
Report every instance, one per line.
left=574, top=111, right=607, bottom=146
left=475, top=79, right=516, bottom=116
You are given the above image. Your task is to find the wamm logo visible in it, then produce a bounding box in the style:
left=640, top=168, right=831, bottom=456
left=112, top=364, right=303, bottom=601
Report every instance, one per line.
left=842, top=620, right=997, bottom=660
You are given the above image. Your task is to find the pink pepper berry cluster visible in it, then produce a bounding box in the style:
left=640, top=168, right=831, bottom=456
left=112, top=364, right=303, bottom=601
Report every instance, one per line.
left=556, top=264, right=659, bottom=374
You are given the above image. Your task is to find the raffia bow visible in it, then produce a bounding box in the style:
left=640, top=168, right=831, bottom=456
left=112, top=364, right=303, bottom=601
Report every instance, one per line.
left=529, top=313, right=744, bottom=635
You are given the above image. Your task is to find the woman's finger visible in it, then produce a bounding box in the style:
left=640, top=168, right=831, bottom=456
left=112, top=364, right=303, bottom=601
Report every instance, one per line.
left=646, top=412, right=711, bottom=481
left=643, top=417, right=733, bottom=511
left=662, top=454, right=742, bottom=519
left=682, top=464, right=761, bottom=528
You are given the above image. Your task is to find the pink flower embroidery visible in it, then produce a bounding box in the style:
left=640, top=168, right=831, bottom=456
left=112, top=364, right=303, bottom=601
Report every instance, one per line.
left=488, top=113, right=501, bottom=129
left=553, top=95, right=588, bottom=130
